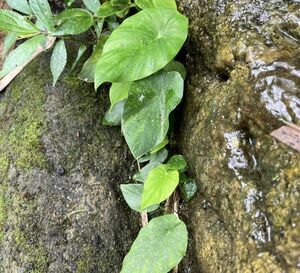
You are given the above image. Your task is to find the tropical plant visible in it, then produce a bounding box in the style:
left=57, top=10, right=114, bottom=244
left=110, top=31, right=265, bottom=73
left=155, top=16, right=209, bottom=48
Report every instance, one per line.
left=0, top=0, right=198, bottom=272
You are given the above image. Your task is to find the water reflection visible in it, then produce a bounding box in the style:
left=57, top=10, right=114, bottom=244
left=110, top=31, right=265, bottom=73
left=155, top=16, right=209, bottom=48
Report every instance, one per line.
left=224, top=130, right=272, bottom=244
left=251, top=59, right=300, bottom=124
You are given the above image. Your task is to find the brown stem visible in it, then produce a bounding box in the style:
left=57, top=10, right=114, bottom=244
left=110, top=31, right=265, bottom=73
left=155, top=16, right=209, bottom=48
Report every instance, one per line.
left=137, top=159, right=148, bottom=227
left=140, top=211, right=148, bottom=227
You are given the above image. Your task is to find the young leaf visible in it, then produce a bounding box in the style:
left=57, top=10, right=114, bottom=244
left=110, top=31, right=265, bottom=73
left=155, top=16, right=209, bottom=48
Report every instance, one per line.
left=78, top=37, right=107, bottom=82
left=120, top=184, right=159, bottom=212
left=83, top=0, right=100, bottom=12
left=50, top=40, right=67, bottom=86
left=167, top=155, right=187, bottom=171
left=0, top=35, right=46, bottom=79
left=135, top=0, right=177, bottom=9
left=141, top=165, right=179, bottom=209
left=95, top=8, right=188, bottom=87
left=109, top=82, right=130, bottom=111
left=0, top=10, right=38, bottom=35
left=122, top=71, right=184, bottom=159
left=94, top=1, right=130, bottom=18
left=3, top=32, right=18, bottom=57
left=121, top=214, right=188, bottom=273
left=102, top=100, right=125, bottom=126
left=6, top=0, right=32, bottom=15
left=164, top=60, right=187, bottom=80
left=53, top=9, right=93, bottom=36
left=70, top=44, right=87, bottom=73
left=29, top=0, right=54, bottom=31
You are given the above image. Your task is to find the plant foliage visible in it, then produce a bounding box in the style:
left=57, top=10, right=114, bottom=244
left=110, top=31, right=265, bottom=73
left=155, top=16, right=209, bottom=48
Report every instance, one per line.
left=121, top=215, right=188, bottom=273
left=0, top=1, right=198, bottom=272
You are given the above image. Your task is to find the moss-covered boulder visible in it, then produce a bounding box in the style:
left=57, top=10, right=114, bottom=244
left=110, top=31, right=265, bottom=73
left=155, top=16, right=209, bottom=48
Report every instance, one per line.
left=0, top=50, right=138, bottom=272
left=177, top=1, right=300, bottom=272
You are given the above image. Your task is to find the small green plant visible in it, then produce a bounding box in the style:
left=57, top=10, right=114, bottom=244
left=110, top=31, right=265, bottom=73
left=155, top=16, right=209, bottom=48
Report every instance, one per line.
left=0, top=0, right=198, bottom=272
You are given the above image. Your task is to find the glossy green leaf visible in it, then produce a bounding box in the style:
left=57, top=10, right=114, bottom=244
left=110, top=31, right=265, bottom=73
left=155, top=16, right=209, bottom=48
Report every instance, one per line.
left=3, top=32, right=18, bottom=57
left=120, top=184, right=159, bottom=212
left=109, top=82, right=130, bottom=111
left=122, top=71, right=184, bottom=158
left=167, top=155, right=187, bottom=171
left=78, top=37, right=107, bottom=82
left=0, top=10, right=38, bottom=35
left=95, top=8, right=188, bottom=87
left=50, top=40, right=67, bottom=86
left=141, top=165, right=179, bottom=209
left=102, top=100, right=125, bottom=126
left=95, top=2, right=130, bottom=18
left=121, top=214, right=188, bottom=273
left=164, top=60, right=186, bottom=80
left=83, top=0, right=100, bottom=12
left=0, top=35, right=46, bottom=79
left=70, top=44, right=87, bottom=73
left=29, top=0, right=54, bottom=31
left=133, top=162, right=160, bottom=182
left=6, top=0, right=32, bottom=15
left=135, top=0, right=177, bottom=9
left=53, top=9, right=93, bottom=36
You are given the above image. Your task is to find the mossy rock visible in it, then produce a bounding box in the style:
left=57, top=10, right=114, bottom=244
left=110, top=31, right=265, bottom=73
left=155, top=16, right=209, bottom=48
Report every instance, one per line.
left=0, top=47, right=139, bottom=272
left=177, top=0, right=300, bottom=272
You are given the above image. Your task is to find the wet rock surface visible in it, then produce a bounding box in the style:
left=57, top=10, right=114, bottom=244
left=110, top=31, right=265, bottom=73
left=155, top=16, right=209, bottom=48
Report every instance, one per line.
left=0, top=50, right=139, bottom=272
left=177, top=0, right=300, bottom=272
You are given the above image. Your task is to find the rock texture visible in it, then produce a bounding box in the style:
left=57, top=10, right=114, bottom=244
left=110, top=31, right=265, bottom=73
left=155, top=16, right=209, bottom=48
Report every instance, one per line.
left=177, top=1, right=300, bottom=272
left=0, top=49, right=138, bottom=272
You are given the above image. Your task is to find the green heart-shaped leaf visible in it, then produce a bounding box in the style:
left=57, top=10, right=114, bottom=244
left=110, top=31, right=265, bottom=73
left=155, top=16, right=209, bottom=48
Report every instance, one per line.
left=121, top=214, right=188, bottom=273
left=95, top=8, right=188, bottom=87
left=122, top=71, right=183, bottom=158
left=141, top=165, right=179, bottom=209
